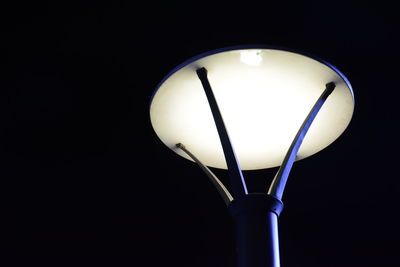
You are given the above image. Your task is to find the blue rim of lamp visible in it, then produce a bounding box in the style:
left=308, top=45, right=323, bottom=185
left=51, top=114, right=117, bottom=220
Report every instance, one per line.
left=150, top=45, right=354, bottom=103
left=149, top=45, right=354, bottom=173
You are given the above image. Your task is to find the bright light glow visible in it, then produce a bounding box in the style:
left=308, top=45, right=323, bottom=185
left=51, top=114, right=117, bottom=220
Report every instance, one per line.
left=150, top=48, right=354, bottom=170
left=240, top=50, right=263, bottom=66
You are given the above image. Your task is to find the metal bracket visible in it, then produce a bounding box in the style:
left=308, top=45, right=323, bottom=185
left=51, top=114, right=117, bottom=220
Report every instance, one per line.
left=196, top=67, right=248, bottom=198
left=176, top=143, right=233, bottom=206
left=268, top=82, right=336, bottom=200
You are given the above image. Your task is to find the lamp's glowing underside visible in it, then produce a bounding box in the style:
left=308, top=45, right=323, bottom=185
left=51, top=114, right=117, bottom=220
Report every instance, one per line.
left=150, top=47, right=354, bottom=170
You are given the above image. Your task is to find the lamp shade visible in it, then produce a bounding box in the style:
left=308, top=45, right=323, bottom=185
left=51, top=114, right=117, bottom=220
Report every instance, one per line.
left=150, top=46, right=354, bottom=170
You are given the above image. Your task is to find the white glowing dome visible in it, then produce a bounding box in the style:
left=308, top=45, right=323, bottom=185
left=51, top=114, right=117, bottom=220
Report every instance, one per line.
left=150, top=46, right=354, bottom=170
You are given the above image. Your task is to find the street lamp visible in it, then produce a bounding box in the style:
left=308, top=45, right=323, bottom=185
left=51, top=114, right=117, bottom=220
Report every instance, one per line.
left=149, top=45, right=354, bottom=267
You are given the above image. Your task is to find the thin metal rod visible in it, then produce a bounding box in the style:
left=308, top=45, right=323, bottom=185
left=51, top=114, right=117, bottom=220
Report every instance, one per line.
left=196, top=67, right=248, bottom=198
left=268, top=82, right=336, bottom=200
left=176, top=143, right=233, bottom=206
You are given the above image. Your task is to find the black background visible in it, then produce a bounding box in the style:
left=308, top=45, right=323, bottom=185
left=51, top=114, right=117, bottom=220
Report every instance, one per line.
left=1, top=1, right=399, bottom=266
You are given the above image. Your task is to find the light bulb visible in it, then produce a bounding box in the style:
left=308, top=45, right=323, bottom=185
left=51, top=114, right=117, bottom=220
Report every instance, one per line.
left=240, top=50, right=263, bottom=66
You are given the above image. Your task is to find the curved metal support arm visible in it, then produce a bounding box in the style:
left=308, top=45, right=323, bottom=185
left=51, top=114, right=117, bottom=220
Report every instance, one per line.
left=268, top=82, right=336, bottom=200
left=176, top=143, right=233, bottom=206
left=196, top=67, right=248, bottom=198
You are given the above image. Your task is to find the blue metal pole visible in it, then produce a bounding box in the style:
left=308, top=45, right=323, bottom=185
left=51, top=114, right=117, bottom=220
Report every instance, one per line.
left=229, top=194, right=283, bottom=267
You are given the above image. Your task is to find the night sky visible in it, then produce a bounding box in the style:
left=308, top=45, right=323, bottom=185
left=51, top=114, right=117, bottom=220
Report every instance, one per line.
left=1, top=1, right=398, bottom=266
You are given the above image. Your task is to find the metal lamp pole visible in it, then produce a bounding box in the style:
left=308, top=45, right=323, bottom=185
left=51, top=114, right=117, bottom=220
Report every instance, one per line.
left=176, top=67, right=335, bottom=267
